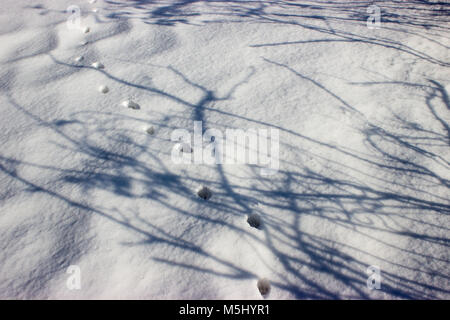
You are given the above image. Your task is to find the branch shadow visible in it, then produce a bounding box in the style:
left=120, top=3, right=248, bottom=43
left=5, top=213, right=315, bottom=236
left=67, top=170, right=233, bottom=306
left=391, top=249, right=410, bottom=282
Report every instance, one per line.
left=2, top=0, right=449, bottom=299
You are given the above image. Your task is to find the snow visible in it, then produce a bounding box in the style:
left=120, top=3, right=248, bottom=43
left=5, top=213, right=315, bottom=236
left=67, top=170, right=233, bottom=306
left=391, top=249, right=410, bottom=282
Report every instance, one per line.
left=0, top=0, right=449, bottom=299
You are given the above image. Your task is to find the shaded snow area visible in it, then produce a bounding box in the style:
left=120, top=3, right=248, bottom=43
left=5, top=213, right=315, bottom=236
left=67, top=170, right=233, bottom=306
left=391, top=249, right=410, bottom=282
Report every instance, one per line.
left=0, top=0, right=449, bottom=299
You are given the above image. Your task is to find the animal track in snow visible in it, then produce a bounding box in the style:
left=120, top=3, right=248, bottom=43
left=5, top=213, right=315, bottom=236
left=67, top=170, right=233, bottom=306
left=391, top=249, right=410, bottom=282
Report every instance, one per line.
left=122, top=100, right=140, bottom=110
left=145, top=126, right=155, bottom=135
left=91, top=62, right=104, bottom=69
left=174, top=142, right=192, bottom=153
left=257, top=278, right=271, bottom=296
left=197, top=186, right=212, bottom=200
left=83, top=26, right=90, bottom=34
left=98, top=85, right=109, bottom=94
left=247, top=213, right=262, bottom=229
left=74, top=56, right=84, bottom=62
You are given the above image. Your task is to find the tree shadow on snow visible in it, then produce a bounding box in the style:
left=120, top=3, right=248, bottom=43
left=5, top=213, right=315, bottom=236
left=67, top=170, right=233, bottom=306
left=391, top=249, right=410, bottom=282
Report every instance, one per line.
left=2, top=0, right=450, bottom=299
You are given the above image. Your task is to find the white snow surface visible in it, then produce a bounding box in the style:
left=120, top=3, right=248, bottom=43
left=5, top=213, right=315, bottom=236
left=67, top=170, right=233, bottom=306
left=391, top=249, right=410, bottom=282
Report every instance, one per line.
left=0, top=0, right=449, bottom=299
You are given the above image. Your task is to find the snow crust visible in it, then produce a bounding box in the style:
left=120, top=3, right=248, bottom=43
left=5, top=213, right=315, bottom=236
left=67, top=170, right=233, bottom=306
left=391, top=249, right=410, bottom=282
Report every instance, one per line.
left=0, top=0, right=448, bottom=299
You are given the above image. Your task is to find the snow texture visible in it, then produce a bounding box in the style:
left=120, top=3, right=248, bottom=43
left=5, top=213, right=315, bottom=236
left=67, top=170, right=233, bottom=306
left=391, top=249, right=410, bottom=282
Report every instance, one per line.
left=0, top=0, right=449, bottom=299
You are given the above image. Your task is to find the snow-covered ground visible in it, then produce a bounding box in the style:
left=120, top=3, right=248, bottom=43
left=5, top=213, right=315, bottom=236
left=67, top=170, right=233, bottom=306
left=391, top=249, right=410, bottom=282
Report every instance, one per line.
left=0, top=0, right=449, bottom=299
